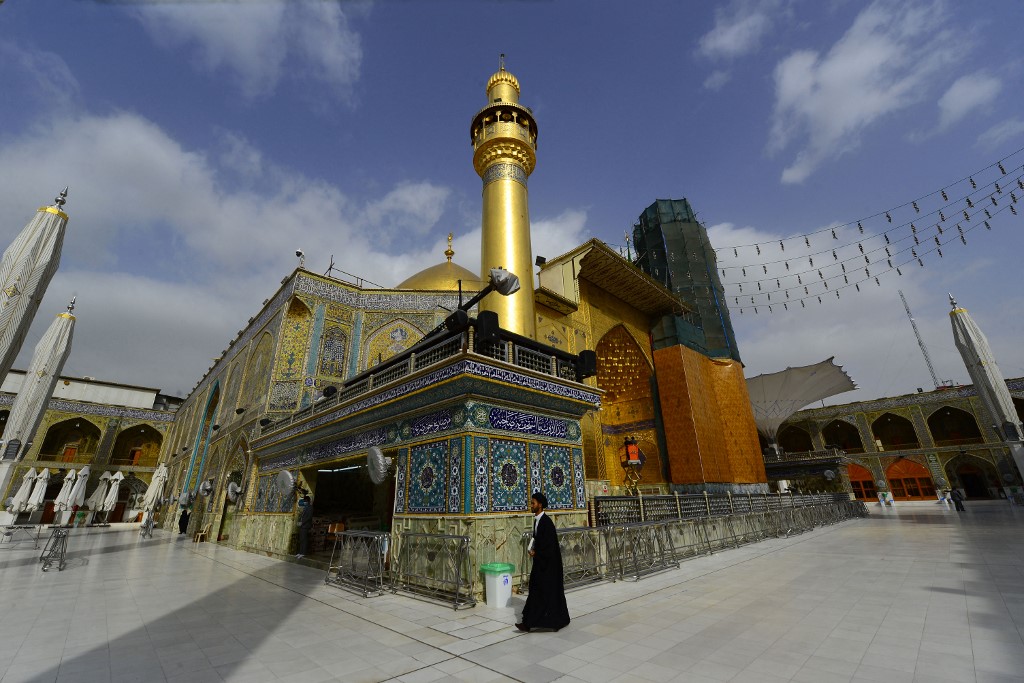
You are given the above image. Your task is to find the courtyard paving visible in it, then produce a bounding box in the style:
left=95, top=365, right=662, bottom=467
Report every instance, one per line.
left=1, top=501, right=1022, bottom=683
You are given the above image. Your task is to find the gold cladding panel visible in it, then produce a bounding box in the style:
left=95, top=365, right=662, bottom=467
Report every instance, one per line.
left=479, top=177, right=535, bottom=338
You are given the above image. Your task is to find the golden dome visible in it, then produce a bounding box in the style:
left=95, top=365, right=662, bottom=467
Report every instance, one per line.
left=487, top=68, right=520, bottom=96
left=396, top=261, right=483, bottom=291
left=396, top=234, right=483, bottom=291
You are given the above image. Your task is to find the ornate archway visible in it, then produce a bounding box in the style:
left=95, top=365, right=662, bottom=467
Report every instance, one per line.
left=886, top=458, right=935, bottom=500
left=778, top=424, right=813, bottom=453
left=822, top=419, right=864, bottom=453
left=927, top=406, right=983, bottom=447
left=872, top=413, right=920, bottom=451
left=109, top=425, right=163, bottom=467
left=847, top=463, right=876, bottom=500
left=38, top=419, right=102, bottom=464
left=944, top=453, right=999, bottom=499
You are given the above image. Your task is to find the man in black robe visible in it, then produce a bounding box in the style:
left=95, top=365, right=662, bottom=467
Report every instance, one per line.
left=517, top=492, right=570, bottom=632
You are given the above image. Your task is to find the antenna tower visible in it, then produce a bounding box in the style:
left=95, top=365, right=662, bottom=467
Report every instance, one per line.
left=899, top=290, right=941, bottom=389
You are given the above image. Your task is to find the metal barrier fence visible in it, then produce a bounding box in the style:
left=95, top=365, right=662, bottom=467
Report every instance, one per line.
left=603, top=521, right=679, bottom=581
left=325, top=530, right=390, bottom=597
left=39, top=527, right=69, bottom=572
left=1, top=525, right=41, bottom=549
left=592, top=491, right=853, bottom=525
left=391, top=532, right=476, bottom=610
left=518, top=526, right=608, bottom=593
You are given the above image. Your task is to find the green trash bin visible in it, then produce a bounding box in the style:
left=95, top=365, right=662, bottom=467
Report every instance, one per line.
left=480, top=562, right=515, bottom=608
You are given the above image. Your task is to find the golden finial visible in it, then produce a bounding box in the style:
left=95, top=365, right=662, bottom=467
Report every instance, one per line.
left=445, top=232, right=454, bottom=263
left=499, top=53, right=505, bottom=71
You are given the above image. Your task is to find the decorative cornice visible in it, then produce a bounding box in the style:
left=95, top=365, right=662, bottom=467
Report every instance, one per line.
left=0, top=392, right=174, bottom=422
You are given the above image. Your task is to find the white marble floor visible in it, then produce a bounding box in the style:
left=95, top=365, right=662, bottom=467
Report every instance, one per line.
left=1, top=501, right=1022, bottom=683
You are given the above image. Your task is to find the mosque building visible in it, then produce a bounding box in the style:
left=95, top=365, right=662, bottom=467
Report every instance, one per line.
left=150, top=62, right=766, bottom=566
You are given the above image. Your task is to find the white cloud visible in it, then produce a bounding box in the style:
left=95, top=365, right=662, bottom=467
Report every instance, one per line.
left=0, top=40, right=79, bottom=112
left=768, top=0, right=960, bottom=184
left=132, top=1, right=363, bottom=100
left=699, top=3, right=777, bottom=60
left=976, top=118, right=1024, bottom=150
left=704, top=70, right=732, bottom=91
left=936, top=73, right=1001, bottom=131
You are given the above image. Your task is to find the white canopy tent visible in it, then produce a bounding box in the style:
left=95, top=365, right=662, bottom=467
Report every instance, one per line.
left=85, top=471, right=112, bottom=511
left=6, top=468, right=37, bottom=513
left=53, top=468, right=76, bottom=511
left=26, top=467, right=51, bottom=512
left=746, top=357, right=857, bottom=451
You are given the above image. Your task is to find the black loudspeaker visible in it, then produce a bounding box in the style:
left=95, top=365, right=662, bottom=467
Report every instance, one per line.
left=576, top=350, right=597, bottom=380
left=476, top=310, right=500, bottom=343
left=322, top=385, right=338, bottom=398
left=444, top=309, right=470, bottom=332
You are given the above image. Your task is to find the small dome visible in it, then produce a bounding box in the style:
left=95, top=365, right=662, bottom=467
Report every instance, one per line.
left=487, top=68, right=520, bottom=96
left=396, top=261, right=483, bottom=291
left=396, top=234, right=483, bottom=291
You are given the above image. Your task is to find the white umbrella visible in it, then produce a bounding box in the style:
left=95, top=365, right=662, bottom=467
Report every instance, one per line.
left=26, top=467, right=51, bottom=512
left=6, top=468, right=37, bottom=513
left=67, top=465, right=90, bottom=509
left=100, top=471, right=124, bottom=513
left=53, top=468, right=76, bottom=511
left=85, top=471, right=112, bottom=511
left=141, top=464, right=168, bottom=512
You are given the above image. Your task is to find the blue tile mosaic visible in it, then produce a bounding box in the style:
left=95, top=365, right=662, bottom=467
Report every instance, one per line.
left=540, top=444, right=573, bottom=509
left=473, top=436, right=488, bottom=513
left=395, top=447, right=408, bottom=513
left=490, top=439, right=528, bottom=512
left=572, top=447, right=586, bottom=508
left=489, top=407, right=568, bottom=439
left=408, top=441, right=447, bottom=513
left=448, top=437, right=462, bottom=514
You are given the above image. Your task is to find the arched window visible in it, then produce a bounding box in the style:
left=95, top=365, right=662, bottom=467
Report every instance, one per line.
left=822, top=419, right=864, bottom=453
left=777, top=424, right=813, bottom=453
left=871, top=413, right=920, bottom=451
left=847, top=463, right=876, bottom=500
left=886, top=459, right=935, bottom=500
left=927, top=406, right=983, bottom=447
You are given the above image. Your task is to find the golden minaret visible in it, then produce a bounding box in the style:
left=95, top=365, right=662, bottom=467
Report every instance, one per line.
left=471, top=56, right=538, bottom=338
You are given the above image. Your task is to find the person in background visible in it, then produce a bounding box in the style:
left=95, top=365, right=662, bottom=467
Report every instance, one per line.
left=178, top=507, right=190, bottom=535
left=296, top=495, right=313, bottom=558
left=950, top=488, right=966, bottom=512
left=516, top=492, right=570, bottom=632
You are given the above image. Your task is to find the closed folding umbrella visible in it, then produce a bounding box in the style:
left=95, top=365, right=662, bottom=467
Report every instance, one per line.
left=6, top=468, right=37, bottom=513
left=67, top=465, right=90, bottom=509
left=26, top=467, right=51, bottom=512
left=52, top=468, right=76, bottom=511
left=141, top=464, right=168, bottom=512
left=100, top=471, right=124, bottom=513
left=85, top=471, right=112, bottom=511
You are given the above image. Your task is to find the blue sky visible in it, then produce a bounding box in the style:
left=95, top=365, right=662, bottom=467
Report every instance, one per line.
left=0, top=0, right=1022, bottom=404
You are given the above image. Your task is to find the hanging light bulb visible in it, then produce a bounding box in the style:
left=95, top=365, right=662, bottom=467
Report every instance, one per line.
left=756, top=244, right=761, bottom=255
left=865, top=267, right=870, bottom=277
left=809, top=256, right=814, bottom=267
left=1012, top=205, right=1019, bottom=216
left=884, top=233, right=891, bottom=244
left=875, top=277, right=880, bottom=286
left=831, top=228, right=838, bottom=239
left=783, top=302, right=788, bottom=310
left=1018, top=178, right=1024, bottom=190
left=960, top=235, right=966, bottom=245
left=937, top=224, right=943, bottom=234
left=762, top=264, right=768, bottom=274
left=841, top=263, right=846, bottom=273
left=934, top=236, right=941, bottom=246
left=918, top=257, right=924, bottom=266
left=767, top=292, right=771, bottom=301
left=755, top=307, right=758, bottom=314
left=970, top=177, right=977, bottom=189
left=984, top=221, right=991, bottom=230
left=832, top=249, right=838, bottom=260
left=885, top=247, right=891, bottom=257
left=865, top=254, right=870, bottom=264
left=1012, top=192, right=1019, bottom=204
left=966, top=197, right=974, bottom=208
left=939, top=210, right=946, bottom=221
left=897, top=267, right=902, bottom=276
left=963, top=210, right=970, bottom=222
left=735, top=297, right=739, bottom=305
left=844, top=274, right=849, bottom=284
left=785, top=290, right=790, bottom=299
left=858, top=243, right=864, bottom=254
left=858, top=222, right=864, bottom=233
left=957, top=224, right=963, bottom=235
left=824, top=280, right=829, bottom=289
left=804, top=286, right=809, bottom=294
left=742, top=267, right=747, bottom=276
left=985, top=209, right=992, bottom=218
left=817, top=296, right=822, bottom=304
left=776, top=279, right=780, bottom=287
left=779, top=240, right=785, bottom=251
left=818, top=269, right=823, bottom=279
left=911, top=223, right=916, bottom=233
left=740, top=308, right=744, bottom=315
left=733, top=247, right=738, bottom=257
left=912, top=248, right=918, bottom=257
left=938, top=248, right=943, bottom=257
left=914, top=235, right=920, bottom=245
left=768, top=305, right=772, bottom=313
left=855, top=283, right=860, bottom=292
left=887, top=259, right=893, bottom=268
left=757, top=282, right=762, bottom=291
left=912, top=201, right=920, bottom=213
left=801, top=300, right=805, bottom=308
left=991, top=195, right=998, bottom=206
left=804, top=236, right=810, bottom=248
left=885, top=212, right=892, bottom=223
left=999, top=162, right=1007, bottom=175
left=941, top=190, right=948, bottom=201
left=836, top=290, right=840, bottom=299
left=798, top=274, right=802, bottom=284
left=721, top=269, right=727, bottom=277
left=739, top=284, right=743, bottom=292
left=751, top=296, right=755, bottom=304
left=785, top=260, right=790, bottom=270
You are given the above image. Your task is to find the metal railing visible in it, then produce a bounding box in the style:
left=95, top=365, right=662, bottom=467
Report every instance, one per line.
left=391, top=532, right=476, bottom=610
left=324, top=530, right=390, bottom=598
left=592, top=491, right=853, bottom=526
left=518, top=527, right=607, bottom=593
left=603, top=521, right=679, bottom=581
left=40, top=527, right=69, bottom=572
left=1, top=525, right=41, bottom=549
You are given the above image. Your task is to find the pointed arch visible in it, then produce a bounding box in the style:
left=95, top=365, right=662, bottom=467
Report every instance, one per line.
left=777, top=424, right=813, bottom=453
left=846, top=462, right=876, bottom=500
left=927, top=406, right=984, bottom=447
left=364, top=318, right=423, bottom=369
left=109, top=424, right=163, bottom=467
left=944, top=452, right=999, bottom=498
left=885, top=458, right=935, bottom=500
left=822, top=419, right=864, bottom=453
left=871, top=412, right=920, bottom=451
left=38, top=418, right=103, bottom=463
left=240, top=331, right=274, bottom=411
